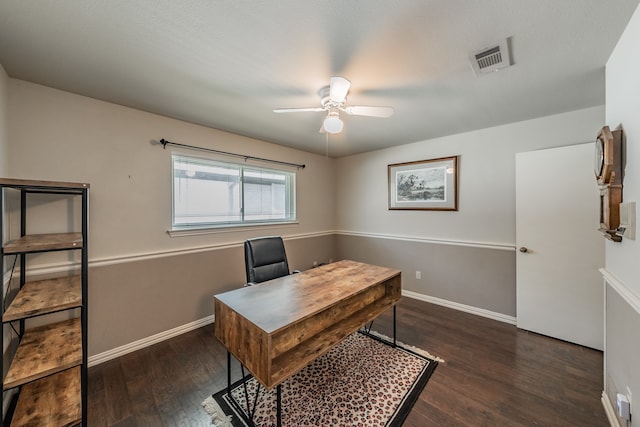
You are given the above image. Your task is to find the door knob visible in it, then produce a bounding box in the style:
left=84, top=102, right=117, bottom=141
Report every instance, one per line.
left=519, top=247, right=529, bottom=253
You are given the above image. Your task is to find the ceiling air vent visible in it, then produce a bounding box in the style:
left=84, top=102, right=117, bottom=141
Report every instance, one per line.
left=469, top=38, right=511, bottom=76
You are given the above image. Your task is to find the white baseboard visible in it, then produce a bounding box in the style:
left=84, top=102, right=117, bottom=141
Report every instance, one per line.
left=602, top=391, right=621, bottom=427
left=403, top=290, right=517, bottom=325
left=88, top=314, right=215, bottom=367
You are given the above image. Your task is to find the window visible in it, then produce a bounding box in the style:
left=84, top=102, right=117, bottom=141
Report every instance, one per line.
left=172, top=154, right=296, bottom=228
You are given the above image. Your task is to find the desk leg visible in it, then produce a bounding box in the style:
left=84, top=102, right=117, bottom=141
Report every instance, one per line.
left=277, top=384, right=282, bottom=427
left=227, top=351, right=231, bottom=391
left=393, top=305, right=397, bottom=347
left=224, top=354, right=261, bottom=427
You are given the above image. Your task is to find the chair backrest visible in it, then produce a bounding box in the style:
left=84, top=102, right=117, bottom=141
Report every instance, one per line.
left=244, top=236, right=291, bottom=284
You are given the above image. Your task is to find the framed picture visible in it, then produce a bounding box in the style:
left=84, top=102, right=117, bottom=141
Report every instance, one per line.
left=388, top=156, right=458, bottom=211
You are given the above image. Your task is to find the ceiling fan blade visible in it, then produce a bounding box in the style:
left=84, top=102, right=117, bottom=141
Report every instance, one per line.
left=343, top=105, right=394, bottom=118
left=329, top=77, right=351, bottom=103
left=273, top=107, right=325, bottom=113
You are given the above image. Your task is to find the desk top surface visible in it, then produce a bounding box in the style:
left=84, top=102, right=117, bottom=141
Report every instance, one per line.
left=214, top=259, right=400, bottom=334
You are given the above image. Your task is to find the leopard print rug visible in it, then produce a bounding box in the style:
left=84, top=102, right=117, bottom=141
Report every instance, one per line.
left=203, top=332, right=439, bottom=426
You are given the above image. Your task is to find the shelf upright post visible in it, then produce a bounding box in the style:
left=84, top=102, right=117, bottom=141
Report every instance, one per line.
left=0, top=185, right=4, bottom=422
left=19, top=189, right=26, bottom=337
left=81, top=186, right=89, bottom=426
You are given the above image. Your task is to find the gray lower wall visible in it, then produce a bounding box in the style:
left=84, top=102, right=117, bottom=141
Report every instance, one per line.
left=88, top=231, right=516, bottom=359
left=605, top=284, right=640, bottom=427
left=88, top=233, right=336, bottom=356
left=335, top=233, right=516, bottom=317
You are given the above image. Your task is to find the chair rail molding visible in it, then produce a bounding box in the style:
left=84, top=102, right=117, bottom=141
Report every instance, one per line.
left=600, top=267, right=640, bottom=314
left=5, top=231, right=335, bottom=272
left=335, top=230, right=516, bottom=252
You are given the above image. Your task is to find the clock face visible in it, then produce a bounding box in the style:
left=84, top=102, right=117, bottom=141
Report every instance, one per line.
left=594, top=137, right=604, bottom=179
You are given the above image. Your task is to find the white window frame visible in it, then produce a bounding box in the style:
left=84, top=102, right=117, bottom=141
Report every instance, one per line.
left=170, top=154, right=297, bottom=234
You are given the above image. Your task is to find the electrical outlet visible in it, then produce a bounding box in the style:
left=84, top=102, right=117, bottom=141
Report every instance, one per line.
left=618, top=393, right=631, bottom=421
left=416, top=271, right=421, bottom=280
left=313, top=260, right=318, bottom=267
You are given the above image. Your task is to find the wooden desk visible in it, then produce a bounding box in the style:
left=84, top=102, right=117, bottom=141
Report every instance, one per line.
left=214, top=259, right=401, bottom=390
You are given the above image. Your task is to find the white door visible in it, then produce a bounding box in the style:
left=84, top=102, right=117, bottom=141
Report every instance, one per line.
left=516, top=143, right=604, bottom=350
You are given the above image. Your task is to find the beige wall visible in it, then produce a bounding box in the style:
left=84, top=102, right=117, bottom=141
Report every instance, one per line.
left=1, top=72, right=615, bottom=362
left=335, top=106, right=604, bottom=317
left=335, top=106, right=603, bottom=245
left=4, top=79, right=337, bottom=358
left=604, top=2, right=640, bottom=425
left=606, top=4, right=640, bottom=295
left=7, top=79, right=336, bottom=259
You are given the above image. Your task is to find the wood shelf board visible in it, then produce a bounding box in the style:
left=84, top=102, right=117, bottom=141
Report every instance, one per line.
left=0, top=178, right=90, bottom=190
left=3, top=276, right=82, bottom=322
left=11, top=367, right=81, bottom=427
left=3, top=233, right=83, bottom=254
left=4, top=318, right=83, bottom=390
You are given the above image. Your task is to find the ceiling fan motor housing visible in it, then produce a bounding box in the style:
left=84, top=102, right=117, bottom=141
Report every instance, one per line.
left=319, top=86, right=344, bottom=108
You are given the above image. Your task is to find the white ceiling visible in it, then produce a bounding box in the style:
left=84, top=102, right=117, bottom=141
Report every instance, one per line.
left=1, top=1, right=638, bottom=157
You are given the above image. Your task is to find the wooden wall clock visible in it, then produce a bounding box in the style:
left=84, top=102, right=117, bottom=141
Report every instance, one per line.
left=599, top=184, right=623, bottom=241
left=595, top=125, right=623, bottom=241
left=594, top=126, right=623, bottom=185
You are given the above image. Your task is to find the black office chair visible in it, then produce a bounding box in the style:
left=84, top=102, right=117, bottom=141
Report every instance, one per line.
left=244, top=236, right=298, bottom=285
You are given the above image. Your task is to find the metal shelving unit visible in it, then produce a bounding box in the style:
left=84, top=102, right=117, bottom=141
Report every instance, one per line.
left=1, top=178, right=89, bottom=426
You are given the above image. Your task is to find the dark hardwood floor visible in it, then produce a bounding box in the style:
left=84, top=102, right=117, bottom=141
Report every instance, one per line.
left=88, top=298, right=607, bottom=426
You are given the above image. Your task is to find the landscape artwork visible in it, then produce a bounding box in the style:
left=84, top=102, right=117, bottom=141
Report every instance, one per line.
left=396, top=167, right=446, bottom=202
left=388, top=156, right=458, bottom=211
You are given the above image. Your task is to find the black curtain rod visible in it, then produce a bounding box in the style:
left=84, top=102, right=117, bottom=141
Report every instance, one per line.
left=158, top=139, right=306, bottom=169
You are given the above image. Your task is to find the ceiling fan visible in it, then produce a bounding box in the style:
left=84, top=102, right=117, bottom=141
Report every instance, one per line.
left=273, top=77, right=394, bottom=134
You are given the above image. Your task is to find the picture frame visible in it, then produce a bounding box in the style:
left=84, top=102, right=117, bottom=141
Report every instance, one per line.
left=388, top=156, right=458, bottom=211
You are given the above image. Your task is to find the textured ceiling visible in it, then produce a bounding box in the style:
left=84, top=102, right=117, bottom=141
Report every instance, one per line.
left=1, top=1, right=638, bottom=157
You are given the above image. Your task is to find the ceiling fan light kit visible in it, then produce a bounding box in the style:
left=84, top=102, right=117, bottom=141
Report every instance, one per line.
left=323, top=112, right=344, bottom=134
left=274, top=76, right=394, bottom=134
